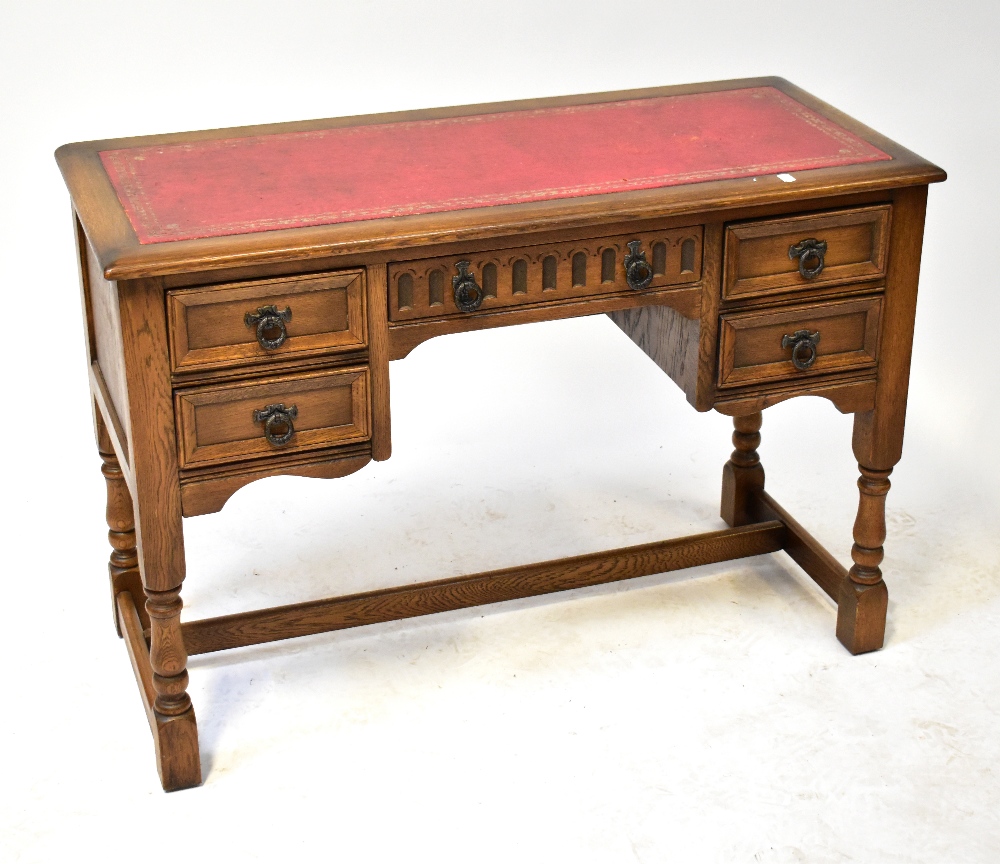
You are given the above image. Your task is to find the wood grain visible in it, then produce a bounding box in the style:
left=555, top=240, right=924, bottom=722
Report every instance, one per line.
left=608, top=302, right=702, bottom=405
left=90, top=363, right=132, bottom=477
left=693, top=222, right=726, bottom=409
left=117, top=590, right=156, bottom=719
left=154, top=192, right=895, bottom=290
left=117, top=590, right=202, bottom=791
left=718, top=296, right=882, bottom=388
left=389, top=226, right=703, bottom=321
left=365, top=263, right=392, bottom=460
left=388, top=282, right=701, bottom=360
left=720, top=413, right=765, bottom=528
left=852, top=185, right=929, bottom=468
left=74, top=209, right=96, bottom=369
left=182, top=522, right=785, bottom=655
left=837, top=466, right=892, bottom=654
left=724, top=205, right=890, bottom=299
left=175, top=366, right=370, bottom=468
left=751, top=490, right=848, bottom=600
left=116, top=276, right=186, bottom=593
left=114, top=271, right=201, bottom=789
left=86, top=237, right=131, bottom=447
left=605, top=222, right=716, bottom=408
left=179, top=444, right=371, bottom=517
left=167, top=269, right=366, bottom=372
left=838, top=185, right=931, bottom=654
left=712, top=377, right=877, bottom=416
left=99, top=413, right=144, bottom=637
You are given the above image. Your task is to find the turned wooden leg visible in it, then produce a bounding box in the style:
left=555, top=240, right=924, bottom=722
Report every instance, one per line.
left=96, top=404, right=201, bottom=789
left=99, top=438, right=147, bottom=637
left=721, top=412, right=765, bottom=527
left=112, top=277, right=202, bottom=790
left=838, top=187, right=929, bottom=654
left=836, top=465, right=892, bottom=654
left=145, top=584, right=202, bottom=790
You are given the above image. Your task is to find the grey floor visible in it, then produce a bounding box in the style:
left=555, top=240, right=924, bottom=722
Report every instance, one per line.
left=4, top=3, right=999, bottom=862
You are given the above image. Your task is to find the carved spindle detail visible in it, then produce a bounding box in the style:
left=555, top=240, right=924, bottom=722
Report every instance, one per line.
left=837, top=464, right=892, bottom=654
left=145, top=587, right=192, bottom=717
left=720, top=412, right=765, bottom=527
left=730, top=414, right=762, bottom=468
left=100, top=446, right=138, bottom=580
left=100, top=444, right=145, bottom=636
left=849, top=466, right=892, bottom=585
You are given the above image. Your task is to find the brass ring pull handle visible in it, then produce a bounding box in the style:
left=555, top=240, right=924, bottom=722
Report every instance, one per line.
left=788, top=238, right=828, bottom=279
left=453, top=261, right=485, bottom=313
left=245, top=305, right=292, bottom=350
left=252, top=403, right=298, bottom=446
left=624, top=240, right=654, bottom=290
left=781, top=329, right=821, bottom=371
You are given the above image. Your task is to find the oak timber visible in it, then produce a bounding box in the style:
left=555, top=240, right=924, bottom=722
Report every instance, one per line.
left=182, top=522, right=786, bottom=655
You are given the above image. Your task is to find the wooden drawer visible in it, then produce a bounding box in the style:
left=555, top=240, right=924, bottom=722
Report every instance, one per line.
left=168, top=271, right=366, bottom=372
left=388, top=227, right=703, bottom=321
left=724, top=206, right=890, bottom=300
left=718, top=297, right=881, bottom=388
left=176, top=367, right=370, bottom=468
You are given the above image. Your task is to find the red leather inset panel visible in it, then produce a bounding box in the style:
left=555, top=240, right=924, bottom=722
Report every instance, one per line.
left=100, top=86, right=890, bottom=244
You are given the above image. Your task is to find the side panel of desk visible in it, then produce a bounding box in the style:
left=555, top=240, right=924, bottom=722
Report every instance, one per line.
left=608, top=221, right=723, bottom=409
left=78, top=214, right=132, bottom=480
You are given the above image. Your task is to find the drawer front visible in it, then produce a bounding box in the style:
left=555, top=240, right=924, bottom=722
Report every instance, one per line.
left=718, top=297, right=881, bottom=388
left=168, top=271, right=366, bottom=372
left=388, top=227, right=703, bottom=322
left=176, top=367, right=370, bottom=467
left=724, top=206, right=890, bottom=300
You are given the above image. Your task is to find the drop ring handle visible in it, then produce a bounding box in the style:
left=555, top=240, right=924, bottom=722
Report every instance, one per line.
left=453, top=261, right=485, bottom=313
left=245, top=305, right=292, bottom=350
left=624, top=240, right=654, bottom=290
left=781, top=329, right=821, bottom=371
left=252, top=403, right=298, bottom=446
left=788, top=238, right=827, bottom=279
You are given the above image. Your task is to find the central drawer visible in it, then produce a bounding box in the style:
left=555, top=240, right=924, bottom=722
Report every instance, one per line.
left=388, top=227, right=703, bottom=322
left=175, top=367, right=371, bottom=468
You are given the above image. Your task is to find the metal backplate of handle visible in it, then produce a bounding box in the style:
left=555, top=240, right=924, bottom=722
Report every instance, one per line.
left=253, top=403, right=298, bottom=446
left=788, top=238, right=828, bottom=279
left=781, top=329, right=821, bottom=371
left=245, top=305, right=292, bottom=350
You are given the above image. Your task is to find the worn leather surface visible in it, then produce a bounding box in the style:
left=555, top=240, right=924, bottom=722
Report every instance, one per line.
left=100, top=86, right=890, bottom=244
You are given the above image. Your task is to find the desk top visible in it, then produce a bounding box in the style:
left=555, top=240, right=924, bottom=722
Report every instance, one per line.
left=56, top=77, right=945, bottom=280
left=99, top=86, right=889, bottom=245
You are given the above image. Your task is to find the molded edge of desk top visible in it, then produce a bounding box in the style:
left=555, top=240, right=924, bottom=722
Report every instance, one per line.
left=56, top=77, right=946, bottom=282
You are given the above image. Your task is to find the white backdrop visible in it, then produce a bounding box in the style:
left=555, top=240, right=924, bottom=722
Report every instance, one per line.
left=3, top=2, right=999, bottom=861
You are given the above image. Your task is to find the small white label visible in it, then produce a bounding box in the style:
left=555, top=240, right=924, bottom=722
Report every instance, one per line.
left=777, top=173, right=796, bottom=183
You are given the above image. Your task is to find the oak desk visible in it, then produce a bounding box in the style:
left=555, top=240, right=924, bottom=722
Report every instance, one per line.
left=56, top=77, right=946, bottom=791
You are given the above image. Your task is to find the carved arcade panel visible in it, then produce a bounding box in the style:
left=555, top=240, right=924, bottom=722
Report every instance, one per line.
left=388, top=227, right=703, bottom=322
